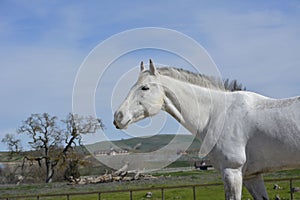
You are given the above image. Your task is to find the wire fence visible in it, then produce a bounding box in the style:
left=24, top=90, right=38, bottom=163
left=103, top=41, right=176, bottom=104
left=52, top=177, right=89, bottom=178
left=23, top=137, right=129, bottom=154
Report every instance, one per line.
left=1, top=177, right=300, bottom=200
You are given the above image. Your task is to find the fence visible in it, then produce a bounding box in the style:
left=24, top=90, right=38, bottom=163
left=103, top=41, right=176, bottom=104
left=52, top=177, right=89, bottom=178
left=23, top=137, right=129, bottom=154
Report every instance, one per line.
left=1, top=177, right=300, bottom=200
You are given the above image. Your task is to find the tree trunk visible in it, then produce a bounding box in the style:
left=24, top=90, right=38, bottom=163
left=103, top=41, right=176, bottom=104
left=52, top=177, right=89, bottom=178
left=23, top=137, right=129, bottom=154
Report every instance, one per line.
left=45, top=159, right=54, bottom=183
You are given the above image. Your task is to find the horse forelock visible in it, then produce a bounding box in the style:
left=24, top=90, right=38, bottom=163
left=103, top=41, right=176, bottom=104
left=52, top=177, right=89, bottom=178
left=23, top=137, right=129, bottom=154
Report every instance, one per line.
left=156, top=67, right=226, bottom=91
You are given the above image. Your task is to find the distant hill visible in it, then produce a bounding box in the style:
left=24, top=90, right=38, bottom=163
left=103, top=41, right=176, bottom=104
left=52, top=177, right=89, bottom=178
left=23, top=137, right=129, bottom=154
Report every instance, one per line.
left=84, top=134, right=202, bottom=156
left=82, top=134, right=203, bottom=171
left=0, top=135, right=204, bottom=176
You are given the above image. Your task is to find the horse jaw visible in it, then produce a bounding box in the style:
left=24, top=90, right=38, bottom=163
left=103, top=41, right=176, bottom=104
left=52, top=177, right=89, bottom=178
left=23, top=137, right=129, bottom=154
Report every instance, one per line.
left=163, top=96, right=185, bottom=123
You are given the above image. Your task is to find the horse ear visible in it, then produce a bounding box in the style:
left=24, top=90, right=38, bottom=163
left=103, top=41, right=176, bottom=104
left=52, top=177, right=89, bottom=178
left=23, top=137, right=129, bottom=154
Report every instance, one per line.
left=140, top=61, right=145, bottom=72
left=149, top=59, right=157, bottom=75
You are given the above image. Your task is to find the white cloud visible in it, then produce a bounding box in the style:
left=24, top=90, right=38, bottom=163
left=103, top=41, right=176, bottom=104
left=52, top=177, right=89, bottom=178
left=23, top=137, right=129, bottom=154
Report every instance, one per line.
left=191, top=8, right=300, bottom=98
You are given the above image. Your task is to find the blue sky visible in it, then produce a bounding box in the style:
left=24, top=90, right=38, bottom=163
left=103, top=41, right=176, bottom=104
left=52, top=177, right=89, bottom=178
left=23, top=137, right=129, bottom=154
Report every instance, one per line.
left=0, top=0, right=300, bottom=151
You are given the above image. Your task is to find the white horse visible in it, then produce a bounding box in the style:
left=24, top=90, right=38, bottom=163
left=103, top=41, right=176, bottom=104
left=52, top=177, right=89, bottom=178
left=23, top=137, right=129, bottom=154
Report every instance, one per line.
left=113, top=60, right=300, bottom=200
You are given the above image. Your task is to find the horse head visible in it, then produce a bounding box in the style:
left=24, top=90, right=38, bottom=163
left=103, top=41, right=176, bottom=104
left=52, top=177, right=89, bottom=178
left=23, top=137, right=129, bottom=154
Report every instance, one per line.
left=113, top=60, right=165, bottom=129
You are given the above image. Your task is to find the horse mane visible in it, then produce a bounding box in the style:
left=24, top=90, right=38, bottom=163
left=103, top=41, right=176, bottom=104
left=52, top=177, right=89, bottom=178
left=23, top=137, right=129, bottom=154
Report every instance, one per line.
left=157, top=67, right=227, bottom=91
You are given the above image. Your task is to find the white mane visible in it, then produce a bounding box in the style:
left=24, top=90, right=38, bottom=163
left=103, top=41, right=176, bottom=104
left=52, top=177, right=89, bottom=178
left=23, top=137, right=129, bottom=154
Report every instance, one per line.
left=156, top=67, right=226, bottom=91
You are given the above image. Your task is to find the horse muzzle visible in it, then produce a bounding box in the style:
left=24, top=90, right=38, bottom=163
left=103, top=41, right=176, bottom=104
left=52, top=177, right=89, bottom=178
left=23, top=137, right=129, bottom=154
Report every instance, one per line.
left=113, top=119, right=131, bottom=129
left=113, top=120, right=121, bottom=129
left=113, top=110, right=131, bottom=129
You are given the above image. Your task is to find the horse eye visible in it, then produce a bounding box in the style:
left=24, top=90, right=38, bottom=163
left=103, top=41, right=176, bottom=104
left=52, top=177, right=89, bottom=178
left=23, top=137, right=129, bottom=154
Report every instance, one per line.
left=141, top=86, right=150, bottom=91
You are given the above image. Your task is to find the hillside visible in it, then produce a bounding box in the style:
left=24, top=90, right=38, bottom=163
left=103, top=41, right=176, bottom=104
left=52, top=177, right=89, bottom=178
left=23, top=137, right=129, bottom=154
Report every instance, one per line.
left=0, top=135, right=204, bottom=177
left=82, top=134, right=203, bottom=171
left=85, top=134, right=202, bottom=155
left=0, top=134, right=202, bottom=159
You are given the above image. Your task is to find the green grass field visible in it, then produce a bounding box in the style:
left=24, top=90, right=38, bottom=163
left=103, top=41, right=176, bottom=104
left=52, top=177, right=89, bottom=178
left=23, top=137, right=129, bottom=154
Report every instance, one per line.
left=1, top=169, right=300, bottom=200
left=1, top=136, right=300, bottom=200
left=2, top=182, right=299, bottom=200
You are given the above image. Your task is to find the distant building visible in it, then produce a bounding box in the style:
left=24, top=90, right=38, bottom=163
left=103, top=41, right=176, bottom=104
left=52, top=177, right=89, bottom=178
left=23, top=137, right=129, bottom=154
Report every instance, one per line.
left=94, top=148, right=129, bottom=156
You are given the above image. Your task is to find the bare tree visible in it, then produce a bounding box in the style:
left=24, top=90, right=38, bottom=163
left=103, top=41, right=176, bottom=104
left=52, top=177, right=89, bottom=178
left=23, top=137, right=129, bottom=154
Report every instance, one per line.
left=18, top=113, right=62, bottom=183
left=1, top=133, right=22, bottom=160
left=61, top=113, right=104, bottom=180
left=62, top=113, right=104, bottom=155
left=15, top=113, right=104, bottom=183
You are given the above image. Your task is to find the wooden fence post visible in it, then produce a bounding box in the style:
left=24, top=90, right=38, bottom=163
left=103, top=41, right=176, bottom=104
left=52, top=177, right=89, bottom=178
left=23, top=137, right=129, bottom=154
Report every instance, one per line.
left=130, top=190, right=133, bottom=200
left=290, top=179, right=293, bottom=200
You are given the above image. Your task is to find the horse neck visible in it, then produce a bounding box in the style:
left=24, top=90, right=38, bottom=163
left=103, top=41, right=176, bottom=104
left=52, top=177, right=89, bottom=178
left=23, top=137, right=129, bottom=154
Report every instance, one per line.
left=160, top=76, right=225, bottom=138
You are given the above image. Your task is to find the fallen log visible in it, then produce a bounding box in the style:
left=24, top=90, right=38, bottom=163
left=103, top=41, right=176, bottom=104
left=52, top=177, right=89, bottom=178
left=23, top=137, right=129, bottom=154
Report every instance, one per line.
left=68, top=168, right=157, bottom=184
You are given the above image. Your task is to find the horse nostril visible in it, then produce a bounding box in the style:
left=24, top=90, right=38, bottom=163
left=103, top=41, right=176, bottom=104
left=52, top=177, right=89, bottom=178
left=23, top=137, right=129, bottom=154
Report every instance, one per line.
left=113, top=120, right=120, bottom=129
left=115, top=111, right=124, bottom=121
